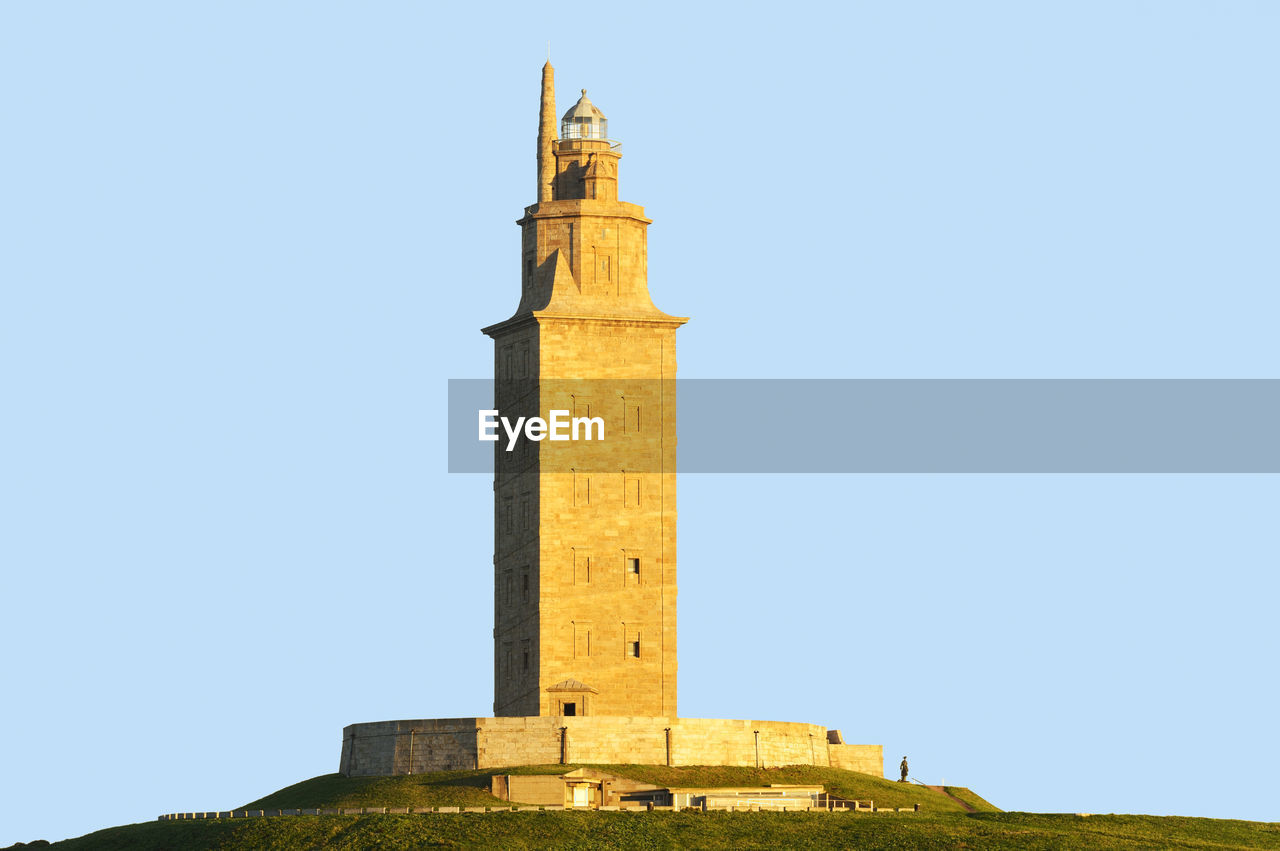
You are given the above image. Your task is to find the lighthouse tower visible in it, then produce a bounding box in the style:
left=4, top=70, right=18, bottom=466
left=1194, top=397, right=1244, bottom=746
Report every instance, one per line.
left=339, top=66, right=882, bottom=781
left=482, top=62, right=686, bottom=718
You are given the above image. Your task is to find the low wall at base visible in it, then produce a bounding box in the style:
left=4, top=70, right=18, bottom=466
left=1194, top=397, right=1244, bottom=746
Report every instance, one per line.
left=340, top=716, right=882, bottom=778
left=828, top=743, right=884, bottom=775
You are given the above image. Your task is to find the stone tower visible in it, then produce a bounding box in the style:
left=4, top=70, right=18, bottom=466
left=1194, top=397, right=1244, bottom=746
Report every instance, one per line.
left=482, top=62, right=686, bottom=718
left=340, top=66, right=880, bottom=781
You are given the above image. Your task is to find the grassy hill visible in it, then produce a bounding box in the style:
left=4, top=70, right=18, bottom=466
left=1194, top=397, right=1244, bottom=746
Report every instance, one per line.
left=12, top=766, right=1279, bottom=850
left=29, top=810, right=1280, bottom=850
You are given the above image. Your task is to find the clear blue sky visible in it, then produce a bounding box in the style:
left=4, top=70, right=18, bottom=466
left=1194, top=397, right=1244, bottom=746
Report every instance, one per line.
left=3, top=1, right=1278, bottom=844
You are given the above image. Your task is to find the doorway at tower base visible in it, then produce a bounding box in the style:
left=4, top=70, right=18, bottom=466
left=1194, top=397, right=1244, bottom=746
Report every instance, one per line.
left=339, top=716, right=882, bottom=778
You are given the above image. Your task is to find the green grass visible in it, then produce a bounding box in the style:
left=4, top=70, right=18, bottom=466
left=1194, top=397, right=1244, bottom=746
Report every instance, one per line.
left=43, top=811, right=1280, bottom=850
left=22, top=767, right=1280, bottom=850
left=242, top=770, right=510, bottom=810
left=943, top=785, right=1001, bottom=813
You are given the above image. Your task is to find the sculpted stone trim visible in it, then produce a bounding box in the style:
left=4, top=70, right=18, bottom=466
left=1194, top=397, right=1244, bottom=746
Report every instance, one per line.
left=547, top=679, right=599, bottom=693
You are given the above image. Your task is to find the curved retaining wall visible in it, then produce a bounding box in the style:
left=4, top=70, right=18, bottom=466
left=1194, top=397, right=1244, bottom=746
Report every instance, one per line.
left=339, top=716, right=882, bottom=777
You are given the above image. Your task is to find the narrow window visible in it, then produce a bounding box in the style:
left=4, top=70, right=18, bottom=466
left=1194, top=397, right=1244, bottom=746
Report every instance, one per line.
left=624, top=625, right=642, bottom=658
left=521, top=568, right=530, bottom=602
left=627, top=558, right=641, bottom=577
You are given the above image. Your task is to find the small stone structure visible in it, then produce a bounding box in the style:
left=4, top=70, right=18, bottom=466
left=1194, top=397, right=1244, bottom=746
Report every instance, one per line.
left=672, top=786, right=826, bottom=811
left=491, top=770, right=839, bottom=811
left=492, top=768, right=667, bottom=808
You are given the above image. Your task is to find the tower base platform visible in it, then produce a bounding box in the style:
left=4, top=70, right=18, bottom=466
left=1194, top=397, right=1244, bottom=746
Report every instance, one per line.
left=340, top=716, right=882, bottom=777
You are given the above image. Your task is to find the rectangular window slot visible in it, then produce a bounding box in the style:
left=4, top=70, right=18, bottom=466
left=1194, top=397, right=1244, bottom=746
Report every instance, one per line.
left=623, top=624, right=642, bottom=658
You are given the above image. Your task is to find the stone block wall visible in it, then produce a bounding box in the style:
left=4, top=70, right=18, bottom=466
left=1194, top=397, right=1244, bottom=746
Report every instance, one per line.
left=828, top=743, right=884, bottom=775
left=340, top=716, right=883, bottom=778
left=499, top=774, right=568, bottom=806
left=340, top=719, right=481, bottom=776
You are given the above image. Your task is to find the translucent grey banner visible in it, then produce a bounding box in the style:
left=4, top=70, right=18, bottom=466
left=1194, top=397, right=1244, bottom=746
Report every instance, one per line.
left=447, top=379, right=1280, bottom=473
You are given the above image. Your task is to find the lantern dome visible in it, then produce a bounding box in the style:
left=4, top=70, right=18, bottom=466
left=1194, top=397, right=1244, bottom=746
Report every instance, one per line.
left=561, top=89, right=608, bottom=140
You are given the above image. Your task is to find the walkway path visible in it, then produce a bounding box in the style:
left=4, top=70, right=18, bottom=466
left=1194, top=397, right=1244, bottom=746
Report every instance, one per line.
left=924, top=785, right=975, bottom=812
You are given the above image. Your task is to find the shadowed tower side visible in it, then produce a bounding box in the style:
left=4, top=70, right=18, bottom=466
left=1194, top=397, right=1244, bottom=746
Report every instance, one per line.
left=483, top=65, right=687, bottom=718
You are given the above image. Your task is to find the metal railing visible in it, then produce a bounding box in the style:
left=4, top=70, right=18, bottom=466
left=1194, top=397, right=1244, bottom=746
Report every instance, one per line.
left=555, top=137, right=623, bottom=153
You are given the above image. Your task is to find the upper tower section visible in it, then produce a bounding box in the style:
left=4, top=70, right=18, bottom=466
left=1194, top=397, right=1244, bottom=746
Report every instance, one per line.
left=486, top=64, right=685, bottom=331
left=552, top=89, right=621, bottom=202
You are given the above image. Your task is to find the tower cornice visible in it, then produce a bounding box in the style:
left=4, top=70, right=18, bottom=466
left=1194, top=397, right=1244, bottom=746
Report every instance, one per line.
left=516, top=199, right=651, bottom=227
left=481, top=311, right=688, bottom=339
